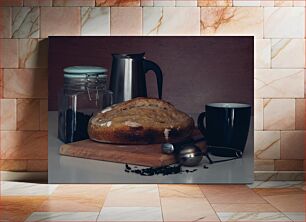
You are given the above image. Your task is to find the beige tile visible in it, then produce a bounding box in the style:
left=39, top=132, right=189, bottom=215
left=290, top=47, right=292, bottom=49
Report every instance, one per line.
left=265, top=194, right=305, bottom=212
left=255, top=188, right=304, bottom=197
left=38, top=196, right=104, bottom=212
left=96, top=0, right=140, bottom=6
left=81, top=7, right=110, bottom=36
left=1, top=182, right=55, bottom=197
left=255, top=39, right=271, bottom=68
left=249, top=181, right=305, bottom=189
left=0, top=131, right=48, bottom=159
left=1, top=183, right=57, bottom=196
left=0, top=99, right=17, bottom=130
left=217, top=212, right=291, bottom=221
left=233, top=0, right=261, bottom=6
left=17, top=99, right=40, bottom=130
left=255, top=171, right=304, bottom=181
left=176, top=0, right=197, bottom=6
left=110, top=7, right=142, bottom=35
left=52, top=184, right=111, bottom=198
left=27, top=212, right=100, bottom=221
left=280, top=131, right=305, bottom=159
left=154, top=0, right=175, bottom=6
left=39, top=99, right=48, bottom=130
left=199, top=185, right=266, bottom=204
left=274, top=0, right=293, bottom=6
left=284, top=212, right=306, bottom=222
left=212, top=203, right=278, bottom=212
left=264, top=7, right=305, bottom=38
left=263, top=99, right=295, bottom=130
left=158, top=184, right=204, bottom=198
left=275, top=159, right=304, bottom=171
left=198, top=0, right=232, bottom=6
left=255, top=99, right=263, bottom=130
left=98, top=207, right=162, bottom=221
left=103, top=184, right=160, bottom=207
left=141, top=0, right=153, bottom=6
left=0, top=7, right=11, bottom=38
left=305, top=70, right=306, bottom=98
left=0, top=69, right=3, bottom=98
left=295, top=99, right=305, bottom=130
left=0, top=196, right=47, bottom=221
left=41, top=7, right=80, bottom=38
left=0, top=39, right=18, bottom=68
left=255, top=69, right=304, bottom=98
left=12, top=7, right=39, bottom=38
left=24, top=0, right=52, bottom=6
left=0, top=159, right=27, bottom=171
left=293, top=0, right=306, bottom=6
left=19, top=39, right=38, bottom=68
left=200, top=7, right=263, bottom=38
left=260, top=0, right=274, bottom=6
left=256, top=189, right=305, bottom=212
left=161, top=197, right=219, bottom=221
left=255, top=131, right=280, bottom=160
left=254, top=160, right=274, bottom=171
left=53, top=0, right=95, bottom=6
left=19, top=39, right=48, bottom=68
left=0, top=0, right=22, bottom=6
left=143, top=7, right=200, bottom=35
left=3, top=69, right=48, bottom=98
left=272, top=39, right=305, bottom=68
left=27, top=159, right=48, bottom=171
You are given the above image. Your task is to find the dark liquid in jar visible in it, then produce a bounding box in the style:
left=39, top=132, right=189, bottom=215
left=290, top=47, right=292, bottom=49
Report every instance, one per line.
left=58, top=109, right=93, bottom=143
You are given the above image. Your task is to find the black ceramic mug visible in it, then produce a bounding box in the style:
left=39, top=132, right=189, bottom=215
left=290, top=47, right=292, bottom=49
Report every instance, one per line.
left=197, top=103, right=251, bottom=157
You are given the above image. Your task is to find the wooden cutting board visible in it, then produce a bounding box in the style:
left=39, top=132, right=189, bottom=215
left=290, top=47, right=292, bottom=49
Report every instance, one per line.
left=59, top=129, right=203, bottom=167
left=59, top=139, right=177, bottom=167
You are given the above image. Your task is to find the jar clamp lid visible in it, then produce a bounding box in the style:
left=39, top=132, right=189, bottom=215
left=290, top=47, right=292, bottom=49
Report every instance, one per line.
left=63, top=66, right=109, bottom=105
left=64, top=66, right=107, bottom=76
left=64, top=66, right=108, bottom=86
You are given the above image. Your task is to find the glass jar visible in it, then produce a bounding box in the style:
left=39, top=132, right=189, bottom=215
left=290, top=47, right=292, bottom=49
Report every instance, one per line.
left=58, top=66, right=113, bottom=143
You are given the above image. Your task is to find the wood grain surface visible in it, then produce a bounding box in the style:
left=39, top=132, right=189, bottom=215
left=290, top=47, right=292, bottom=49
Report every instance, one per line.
left=60, top=129, right=206, bottom=167
left=60, top=139, right=177, bottom=167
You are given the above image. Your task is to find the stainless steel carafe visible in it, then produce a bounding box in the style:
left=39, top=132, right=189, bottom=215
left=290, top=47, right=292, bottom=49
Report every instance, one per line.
left=109, top=53, right=163, bottom=104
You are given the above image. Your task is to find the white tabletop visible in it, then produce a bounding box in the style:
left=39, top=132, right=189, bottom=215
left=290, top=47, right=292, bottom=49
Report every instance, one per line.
left=48, top=111, right=254, bottom=184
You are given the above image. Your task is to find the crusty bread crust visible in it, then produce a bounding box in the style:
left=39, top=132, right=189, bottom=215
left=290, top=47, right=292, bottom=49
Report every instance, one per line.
left=88, top=97, right=194, bottom=144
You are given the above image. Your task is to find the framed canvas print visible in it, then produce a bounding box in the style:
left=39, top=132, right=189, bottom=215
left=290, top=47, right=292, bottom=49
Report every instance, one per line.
left=48, top=36, right=254, bottom=183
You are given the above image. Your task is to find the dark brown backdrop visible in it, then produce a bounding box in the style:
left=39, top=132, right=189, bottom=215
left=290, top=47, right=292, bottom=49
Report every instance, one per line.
left=48, top=36, right=254, bottom=115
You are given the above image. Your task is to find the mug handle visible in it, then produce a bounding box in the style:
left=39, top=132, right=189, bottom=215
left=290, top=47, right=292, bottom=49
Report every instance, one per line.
left=197, top=112, right=206, bottom=137
left=143, top=59, right=163, bottom=99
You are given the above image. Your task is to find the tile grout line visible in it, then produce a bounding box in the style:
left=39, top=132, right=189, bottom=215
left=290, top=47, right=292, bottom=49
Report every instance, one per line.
left=252, top=187, right=303, bottom=221
left=251, top=186, right=275, bottom=205
left=256, top=193, right=292, bottom=216
left=197, top=184, right=223, bottom=221
left=199, top=184, right=295, bottom=221
left=157, top=184, right=165, bottom=222
left=95, top=184, right=112, bottom=221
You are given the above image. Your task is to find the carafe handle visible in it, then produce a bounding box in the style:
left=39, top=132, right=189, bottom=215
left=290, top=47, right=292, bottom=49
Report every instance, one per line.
left=143, top=59, right=163, bottom=99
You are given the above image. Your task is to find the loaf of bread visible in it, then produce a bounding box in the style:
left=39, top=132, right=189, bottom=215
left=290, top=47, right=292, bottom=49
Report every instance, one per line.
left=88, top=97, right=194, bottom=144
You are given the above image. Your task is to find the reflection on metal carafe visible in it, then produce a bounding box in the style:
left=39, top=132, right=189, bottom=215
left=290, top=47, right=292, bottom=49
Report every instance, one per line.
left=109, top=53, right=163, bottom=104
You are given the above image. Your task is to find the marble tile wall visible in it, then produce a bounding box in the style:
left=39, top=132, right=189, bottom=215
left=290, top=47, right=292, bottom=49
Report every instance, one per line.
left=0, top=0, right=304, bottom=178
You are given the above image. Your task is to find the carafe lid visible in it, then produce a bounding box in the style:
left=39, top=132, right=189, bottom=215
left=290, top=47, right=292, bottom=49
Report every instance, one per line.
left=112, top=53, right=145, bottom=59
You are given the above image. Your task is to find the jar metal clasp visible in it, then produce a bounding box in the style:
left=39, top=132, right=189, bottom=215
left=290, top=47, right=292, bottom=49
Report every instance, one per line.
left=85, top=73, right=100, bottom=106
